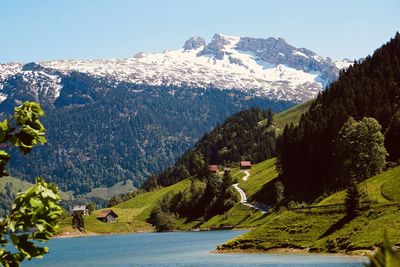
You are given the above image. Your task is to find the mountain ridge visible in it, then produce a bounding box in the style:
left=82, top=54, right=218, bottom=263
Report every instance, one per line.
left=0, top=34, right=351, bottom=104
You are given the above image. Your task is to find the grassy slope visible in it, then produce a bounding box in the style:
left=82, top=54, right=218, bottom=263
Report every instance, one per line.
left=240, top=158, right=277, bottom=198
left=0, top=176, right=72, bottom=200
left=58, top=178, right=192, bottom=235
left=115, top=178, right=192, bottom=220
left=83, top=179, right=137, bottom=200
left=260, top=100, right=313, bottom=132
left=219, top=166, right=400, bottom=253
left=319, top=166, right=400, bottom=205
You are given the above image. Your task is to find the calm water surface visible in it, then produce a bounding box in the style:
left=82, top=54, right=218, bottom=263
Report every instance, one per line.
left=25, top=230, right=367, bottom=266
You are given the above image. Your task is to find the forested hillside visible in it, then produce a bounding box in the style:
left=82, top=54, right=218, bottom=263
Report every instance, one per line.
left=1, top=76, right=292, bottom=194
left=276, top=32, right=400, bottom=200
left=144, top=108, right=276, bottom=188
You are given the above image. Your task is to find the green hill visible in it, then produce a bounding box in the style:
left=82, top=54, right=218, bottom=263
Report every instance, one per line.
left=260, top=100, right=313, bottom=132
left=217, top=166, right=400, bottom=254
left=319, top=166, right=400, bottom=205
left=115, top=178, right=192, bottom=221
left=57, top=178, right=193, bottom=235
left=0, top=176, right=72, bottom=200
left=83, top=179, right=137, bottom=200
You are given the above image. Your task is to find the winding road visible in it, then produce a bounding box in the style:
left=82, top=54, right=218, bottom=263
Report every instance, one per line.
left=232, top=170, right=267, bottom=213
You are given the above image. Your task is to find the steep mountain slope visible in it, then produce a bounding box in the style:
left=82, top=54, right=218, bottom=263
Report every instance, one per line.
left=277, top=32, right=400, bottom=200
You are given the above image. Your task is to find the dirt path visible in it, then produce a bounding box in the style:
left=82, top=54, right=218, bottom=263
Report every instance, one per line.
left=242, top=170, right=250, bottom=181
left=232, top=170, right=267, bottom=213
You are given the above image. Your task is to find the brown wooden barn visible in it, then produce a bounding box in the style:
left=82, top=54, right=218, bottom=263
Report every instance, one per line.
left=240, top=161, right=252, bottom=169
left=97, top=209, right=118, bottom=223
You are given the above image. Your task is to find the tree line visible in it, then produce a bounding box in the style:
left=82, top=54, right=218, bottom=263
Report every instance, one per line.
left=148, top=170, right=239, bottom=231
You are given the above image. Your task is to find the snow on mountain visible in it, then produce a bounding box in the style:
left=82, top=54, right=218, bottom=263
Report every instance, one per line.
left=334, top=58, right=353, bottom=70
left=1, top=34, right=351, bottom=103
left=0, top=63, right=22, bottom=84
left=0, top=63, right=62, bottom=104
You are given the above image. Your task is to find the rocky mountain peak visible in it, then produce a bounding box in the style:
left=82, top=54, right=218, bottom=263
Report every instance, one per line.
left=183, top=36, right=206, bottom=50
left=197, top=34, right=239, bottom=59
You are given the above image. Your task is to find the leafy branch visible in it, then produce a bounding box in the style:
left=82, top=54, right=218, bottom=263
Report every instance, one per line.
left=0, top=102, right=62, bottom=267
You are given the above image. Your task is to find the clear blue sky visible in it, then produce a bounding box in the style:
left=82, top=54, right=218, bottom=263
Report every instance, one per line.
left=0, top=0, right=399, bottom=63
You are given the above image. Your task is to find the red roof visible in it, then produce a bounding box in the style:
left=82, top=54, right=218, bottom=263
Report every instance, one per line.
left=240, top=161, right=251, bottom=167
left=208, top=165, right=218, bottom=172
left=97, top=209, right=118, bottom=218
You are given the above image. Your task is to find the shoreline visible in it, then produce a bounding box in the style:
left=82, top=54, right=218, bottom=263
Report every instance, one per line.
left=54, top=229, right=154, bottom=239
left=54, top=225, right=252, bottom=239
left=214, top=247, right=375, bottom=257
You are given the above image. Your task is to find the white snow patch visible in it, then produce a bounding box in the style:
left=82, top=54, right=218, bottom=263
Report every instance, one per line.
left=0, top=93, right=7, bottom=103
left=334, top=60, right=353, bottom=69
left=293, top=50, right=309, bottom=58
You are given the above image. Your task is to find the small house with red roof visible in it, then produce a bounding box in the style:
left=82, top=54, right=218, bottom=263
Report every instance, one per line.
left=240, top=161, right=252, bottom=169
left=208, top=165, right=219, bottom=173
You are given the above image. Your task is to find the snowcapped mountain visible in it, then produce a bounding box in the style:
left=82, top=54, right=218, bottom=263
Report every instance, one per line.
left=0, top=34, right=353, bottom=193
left=0, top=34, right=351, bottom=104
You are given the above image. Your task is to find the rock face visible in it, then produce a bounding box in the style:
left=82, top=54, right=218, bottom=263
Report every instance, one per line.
left=197, top=34, right=233, bottom=59
left=183, top=37, right=206, bottom=50
left=235, top=36, right=340, bottom=85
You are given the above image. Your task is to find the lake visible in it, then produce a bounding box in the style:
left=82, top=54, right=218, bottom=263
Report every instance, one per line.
left=25, top=230, right=367, bottom=266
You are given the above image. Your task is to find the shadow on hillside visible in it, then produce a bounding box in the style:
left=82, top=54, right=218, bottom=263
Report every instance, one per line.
left=319, top=216, right=352, bottom=239
left=250, top=180, right=276, bottom=205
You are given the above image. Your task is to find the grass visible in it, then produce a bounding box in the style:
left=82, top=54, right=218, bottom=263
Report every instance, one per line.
left=220, top=204, right=400, bottom=253
left=219, top=166, right=400, bottom=253
left=199, top=203, right=269, bottom=229
left=319, top=166, right=400, bottom=205
left=0, top=176, right=72, bottom=200
left=219, top=209, right=343, bottom=251
left=58, top=211, right=153, bottom=235
left=273, top=100, right=313, bottom=130
left=116, top=178, right=192, bottom=220
left=83, top=179, right=137, bottom=200
left=260, top=100, right=313, bottom=132
left=58, top=178, right=193, bottom=235
left=240, top=158, right=278, bottom=199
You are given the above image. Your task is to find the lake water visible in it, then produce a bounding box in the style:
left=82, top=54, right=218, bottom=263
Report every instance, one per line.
left=25, top=230, right=367, bottom=266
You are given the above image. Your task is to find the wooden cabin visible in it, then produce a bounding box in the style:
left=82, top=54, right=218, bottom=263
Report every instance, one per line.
left=97, top=209, right=118, bottom=223
left=240, top=161, right=252, bottom=169
left=208, top=165, right=219, bottom=173
left=72, top=205, right=90, bottom=216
